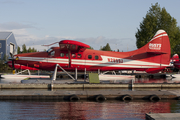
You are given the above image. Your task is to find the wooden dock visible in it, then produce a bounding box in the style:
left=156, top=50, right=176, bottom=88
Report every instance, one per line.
left=146, top=113, right=180, bottom=120
left=0, top=89, right=178, bottom=101
left=1, top=83, right=180, bottom=89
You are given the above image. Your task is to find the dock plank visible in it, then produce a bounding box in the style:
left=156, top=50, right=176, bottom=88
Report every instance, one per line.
left=146, top=113, right=180, bottom=120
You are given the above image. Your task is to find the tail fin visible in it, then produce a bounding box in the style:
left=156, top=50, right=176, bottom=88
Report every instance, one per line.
left=135, top=30, right=171, bottom=73
left=147, top=30, right=170, bottom=55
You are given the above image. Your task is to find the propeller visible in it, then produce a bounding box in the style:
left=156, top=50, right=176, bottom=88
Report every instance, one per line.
left=9, top=52, right=15, bottom=74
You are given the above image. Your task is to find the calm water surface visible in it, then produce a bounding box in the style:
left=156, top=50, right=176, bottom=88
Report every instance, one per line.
left=0, top=100, right=180, bottom=120
left=1, top=77, right=180, bottom=119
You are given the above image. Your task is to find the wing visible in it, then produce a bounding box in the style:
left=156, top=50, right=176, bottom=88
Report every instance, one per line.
left=59, top=40, right=90, bottom=68
left=59, top=40, right=90, bottom=52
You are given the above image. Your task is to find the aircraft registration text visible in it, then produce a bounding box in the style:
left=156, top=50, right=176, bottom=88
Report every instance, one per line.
left=108, top=58, right=123, bottom=63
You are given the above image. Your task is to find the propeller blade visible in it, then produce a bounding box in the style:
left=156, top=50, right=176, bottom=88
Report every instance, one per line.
left=9, top=52, right=14, bottom=59
left=9, top=52, right=16, bottom=74
left=12, top=60, right=15, bottom=70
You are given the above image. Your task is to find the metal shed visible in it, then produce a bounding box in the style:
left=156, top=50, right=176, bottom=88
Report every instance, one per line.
left=0, top=32, right=17, bottom=60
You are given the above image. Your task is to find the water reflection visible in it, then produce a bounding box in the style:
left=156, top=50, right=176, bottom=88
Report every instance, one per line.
left=135, top=78, right=180, bottom=83
left=0, top=100, right=179, bottom=120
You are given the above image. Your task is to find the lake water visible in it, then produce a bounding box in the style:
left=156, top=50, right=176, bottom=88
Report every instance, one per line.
left=1, top=76, right=180, bottom=119
left=0, top=99, right=180, bottom=120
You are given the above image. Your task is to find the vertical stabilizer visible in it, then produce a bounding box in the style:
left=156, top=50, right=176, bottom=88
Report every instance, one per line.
left=134, top=30, right=171, bottom=73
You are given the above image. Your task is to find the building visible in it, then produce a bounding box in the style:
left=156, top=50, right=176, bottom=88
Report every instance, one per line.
left=0, top=32, right=17, bottom=60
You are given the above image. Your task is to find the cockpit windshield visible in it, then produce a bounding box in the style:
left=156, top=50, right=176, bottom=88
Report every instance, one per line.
left=47, top=48, right=53, bottom=53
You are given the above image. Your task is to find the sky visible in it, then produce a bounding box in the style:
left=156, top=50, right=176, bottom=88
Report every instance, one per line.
left=0, top=0, right=180, bottom=52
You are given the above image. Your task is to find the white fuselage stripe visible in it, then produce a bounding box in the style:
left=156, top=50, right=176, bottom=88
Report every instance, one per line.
left=17, top=56, right=169, bottom=68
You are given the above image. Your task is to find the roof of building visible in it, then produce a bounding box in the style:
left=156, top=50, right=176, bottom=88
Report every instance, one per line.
left=0, top=32, right=13, bottom=40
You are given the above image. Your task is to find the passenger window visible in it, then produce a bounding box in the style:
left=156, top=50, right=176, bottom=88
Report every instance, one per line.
left=77, top=54, right=81, bottom=58
left=88, top=55, right=92, bottom=59
left=95, top=56, right=99, bottom=60
left=72, top=54, right=76, bottom=58
left=60, top=53, right=64, bottom=57
left=66, top=53, right=69, bottom=57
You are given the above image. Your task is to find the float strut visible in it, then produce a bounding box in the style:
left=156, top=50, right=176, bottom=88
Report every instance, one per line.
left=84, top=68, right=86, bottom=82
left=51, top=64, right=75, bottom=81
left=75, top=68, right=77, bottom=81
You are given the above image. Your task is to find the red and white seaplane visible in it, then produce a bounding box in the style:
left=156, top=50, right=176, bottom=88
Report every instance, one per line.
left=6, top=29, right=171, bottom=81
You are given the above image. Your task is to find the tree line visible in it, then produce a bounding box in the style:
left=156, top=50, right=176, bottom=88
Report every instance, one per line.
left=17, top=44, right=37, bottom=54
left=89, top=43, right=120, bottom=52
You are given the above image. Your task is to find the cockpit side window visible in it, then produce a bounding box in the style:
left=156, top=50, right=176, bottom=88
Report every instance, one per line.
left=48, top=50, right=55, bottom=56
left=66, top=53, right=69, bottom=57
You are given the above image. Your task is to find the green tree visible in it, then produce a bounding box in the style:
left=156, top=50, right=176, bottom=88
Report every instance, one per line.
left=100, top=43, right=112, bottom=51
left=31, top=48, right=37, bottom=52
left=28, top=47, right=32, bottom=53
left=87, top=46, right=94, bottom=49
left=17, top=46, right=21, bottom=54
left=22, top=44, right=27, bottom=53
left=21, top=44, right=37, bottom=53
left=135, top=3, right=180, bottom=55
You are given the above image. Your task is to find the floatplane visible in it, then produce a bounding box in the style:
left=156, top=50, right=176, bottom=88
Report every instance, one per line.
left=5, top=29, right=171, bottom=82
